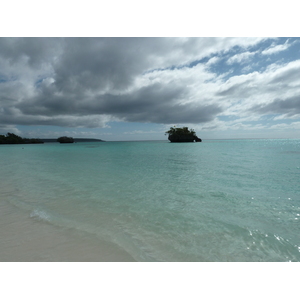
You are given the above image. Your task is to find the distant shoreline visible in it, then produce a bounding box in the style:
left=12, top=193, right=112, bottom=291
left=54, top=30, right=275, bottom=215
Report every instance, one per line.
left=0, top=138, right=105, bottom=145
left=42, top=138, right=105, bottom=143
left=1, top=133, right=105, bottom=144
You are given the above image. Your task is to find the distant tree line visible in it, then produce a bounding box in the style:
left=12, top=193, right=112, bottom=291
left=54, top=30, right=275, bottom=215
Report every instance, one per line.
left=0, top=133, right=78, bottom=144
left=0, top=133, right=44, bottom=144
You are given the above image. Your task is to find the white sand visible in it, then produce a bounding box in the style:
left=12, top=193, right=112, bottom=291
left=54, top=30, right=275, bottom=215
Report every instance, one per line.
left=0, top=200, right=136, bottom=262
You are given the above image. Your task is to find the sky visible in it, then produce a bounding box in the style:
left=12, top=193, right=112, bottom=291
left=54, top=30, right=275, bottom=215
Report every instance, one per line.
left=1, top=36, right=300, bottom=140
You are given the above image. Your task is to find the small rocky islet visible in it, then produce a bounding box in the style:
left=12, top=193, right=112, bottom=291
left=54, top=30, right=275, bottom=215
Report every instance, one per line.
left=166, top=126, right=202, bottom=143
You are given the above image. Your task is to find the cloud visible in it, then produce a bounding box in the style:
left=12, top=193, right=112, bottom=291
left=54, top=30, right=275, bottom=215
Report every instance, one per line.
left=251, top=96, right=300, bottom=118
left=269, top=121, right=300, bottom=130
left=206, top=56, right=221, bottom=65
left=1, top=37, right=299, bottom=134
left=124, top=129, right=160, bottom=135
left=0, top=124, right=21, bottom=135
left=215, top=59, right=300, bottom=119
left=261, top=40, right=291, bottom=55
left=1, top=38, right=258, bottom=127
left=227, top=51, right=257, bottom=64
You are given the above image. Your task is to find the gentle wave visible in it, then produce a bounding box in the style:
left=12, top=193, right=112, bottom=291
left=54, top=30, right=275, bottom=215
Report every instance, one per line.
left=30, top=209, right=51, bottom=222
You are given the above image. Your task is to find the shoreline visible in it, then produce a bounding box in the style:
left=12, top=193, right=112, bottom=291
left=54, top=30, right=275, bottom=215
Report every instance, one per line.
left=0, top=200, right=136, bottom=262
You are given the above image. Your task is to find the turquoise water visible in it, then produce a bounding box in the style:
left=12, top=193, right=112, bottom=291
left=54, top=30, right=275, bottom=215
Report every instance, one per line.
left=1, top=139, right=300, bottom=261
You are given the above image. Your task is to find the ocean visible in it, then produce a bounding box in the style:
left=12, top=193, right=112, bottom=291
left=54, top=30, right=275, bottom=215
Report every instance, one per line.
left=1, top=139, right=300, bottom=261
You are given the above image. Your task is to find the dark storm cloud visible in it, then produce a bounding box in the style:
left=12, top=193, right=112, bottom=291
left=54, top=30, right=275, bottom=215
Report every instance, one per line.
left=0, top=37, right=61, bottom=68
left=16, top=81, right=223, bottom=124
left=0, top=37, right=273, bottom=128
left=93, top=84, right=223, bottom=124
left=251, top=96, right=300, bottom=117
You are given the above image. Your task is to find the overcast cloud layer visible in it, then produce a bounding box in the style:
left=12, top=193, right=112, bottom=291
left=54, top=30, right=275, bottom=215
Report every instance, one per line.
left=1, top=37, right=300, bottom=138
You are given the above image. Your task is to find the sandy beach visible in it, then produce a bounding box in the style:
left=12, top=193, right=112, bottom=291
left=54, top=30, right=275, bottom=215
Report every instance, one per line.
left=0, top=200, right=136, bottom=262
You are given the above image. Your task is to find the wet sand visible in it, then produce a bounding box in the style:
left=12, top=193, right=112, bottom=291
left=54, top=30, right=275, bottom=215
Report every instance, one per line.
left=0, top=200, right=136, bottom=262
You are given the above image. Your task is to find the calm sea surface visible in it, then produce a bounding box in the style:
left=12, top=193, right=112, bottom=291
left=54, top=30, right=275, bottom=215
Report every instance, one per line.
left=1, top=139, right=300, bottom=261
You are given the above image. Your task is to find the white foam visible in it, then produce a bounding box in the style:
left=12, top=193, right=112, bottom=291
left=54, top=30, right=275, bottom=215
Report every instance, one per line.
left=30, top=209, right=50, bottom=221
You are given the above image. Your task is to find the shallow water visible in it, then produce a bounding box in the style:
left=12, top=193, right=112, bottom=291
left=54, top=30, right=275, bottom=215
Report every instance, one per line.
left=1, top=139, right=300, bottom=261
